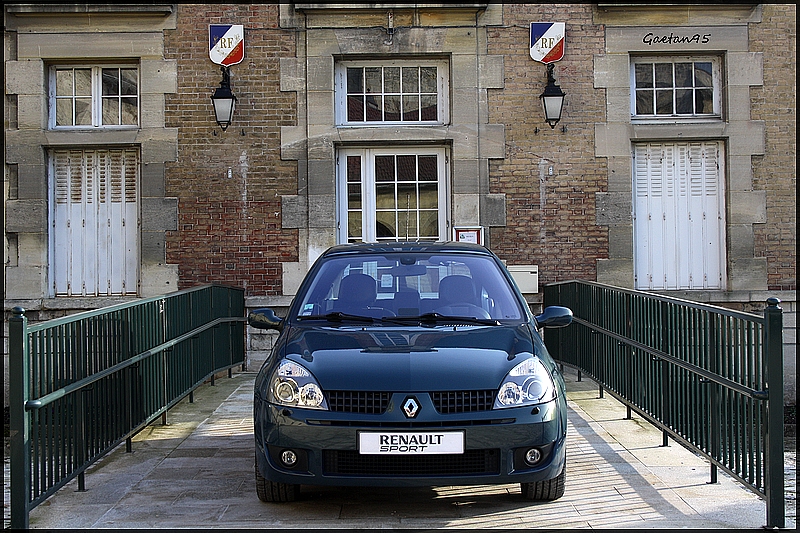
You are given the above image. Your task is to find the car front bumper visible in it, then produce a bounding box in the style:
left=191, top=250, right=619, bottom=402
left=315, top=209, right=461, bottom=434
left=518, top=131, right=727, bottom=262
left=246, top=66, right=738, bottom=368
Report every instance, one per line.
left=254, top=393, right=567, bottom=488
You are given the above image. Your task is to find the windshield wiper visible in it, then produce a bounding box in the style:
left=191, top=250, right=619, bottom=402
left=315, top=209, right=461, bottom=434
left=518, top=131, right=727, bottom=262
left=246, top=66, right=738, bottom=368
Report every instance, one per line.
left=297, top=312, right=377, bottom=323
left=382, top=312, right=499, bottom=327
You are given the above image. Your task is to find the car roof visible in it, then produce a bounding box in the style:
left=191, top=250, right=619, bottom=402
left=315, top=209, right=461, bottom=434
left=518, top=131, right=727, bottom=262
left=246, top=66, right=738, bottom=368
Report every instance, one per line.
left=321, top=241, right=494, bottom=258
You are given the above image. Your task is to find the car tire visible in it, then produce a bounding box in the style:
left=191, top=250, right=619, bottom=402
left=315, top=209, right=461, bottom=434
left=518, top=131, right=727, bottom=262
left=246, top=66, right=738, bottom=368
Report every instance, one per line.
left=255, top=455, right=300, bottom=502
left=520, top=466, right=565, bottom=501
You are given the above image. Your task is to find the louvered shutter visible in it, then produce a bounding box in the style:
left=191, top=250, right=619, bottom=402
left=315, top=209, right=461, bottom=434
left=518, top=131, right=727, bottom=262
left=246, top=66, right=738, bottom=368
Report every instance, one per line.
left=51, top=148, right=139, bottom=296
left=633, top=142, right=725, bottom=290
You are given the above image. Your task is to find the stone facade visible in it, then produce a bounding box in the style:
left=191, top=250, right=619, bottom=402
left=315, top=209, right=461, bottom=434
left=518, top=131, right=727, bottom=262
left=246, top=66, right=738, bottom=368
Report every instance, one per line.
left=3, top=3, right=795, bottom=405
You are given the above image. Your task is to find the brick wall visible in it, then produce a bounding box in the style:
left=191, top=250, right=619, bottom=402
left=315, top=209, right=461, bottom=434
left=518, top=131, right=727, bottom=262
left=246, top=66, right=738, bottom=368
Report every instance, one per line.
left=163, top=4, right=298, bottom=296
left=487, top=4, right=608, bottom=285
left=749, top=3, right=797, bottom=292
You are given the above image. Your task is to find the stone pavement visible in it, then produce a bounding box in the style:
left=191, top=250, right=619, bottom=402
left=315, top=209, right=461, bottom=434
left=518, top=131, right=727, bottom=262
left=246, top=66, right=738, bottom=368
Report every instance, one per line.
left=4, top=366, right=797, bottom=529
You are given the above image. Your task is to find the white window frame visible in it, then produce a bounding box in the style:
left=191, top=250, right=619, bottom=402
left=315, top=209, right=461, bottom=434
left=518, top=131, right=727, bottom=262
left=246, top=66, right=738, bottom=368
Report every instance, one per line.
left=336, top=146, right=450, bottom=243
left=49, top=148, right=141, bottom=297
left=630, top=56, right=721, bottom=121
left=334, top=59, right=450, bottom=126
left=48, top=64, right=140, bottom=129
left=632, top=141, right=726, bottom=291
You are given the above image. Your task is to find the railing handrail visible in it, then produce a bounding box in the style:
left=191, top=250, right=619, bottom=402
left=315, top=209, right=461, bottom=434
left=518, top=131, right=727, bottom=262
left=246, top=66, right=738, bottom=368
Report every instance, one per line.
left=23, top=315, right=245, bottom=412
left=569, top=317, right=769, bottom=400
left=546, top=279, right=764, bottom=321
left=544, top=280, right=785, bottom=528
left=23, top=283, right=243, bottom=332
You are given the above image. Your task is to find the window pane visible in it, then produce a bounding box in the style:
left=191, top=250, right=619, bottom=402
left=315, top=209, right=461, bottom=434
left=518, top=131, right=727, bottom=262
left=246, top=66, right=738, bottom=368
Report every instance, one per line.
left=347, top=155, right=361, bottom=182
left=121, top=69, right=138, bottom=95
left=347, top=183, right=361, bottom=209
left=397, top=183, right=417, bottom=208
left=56, top=99, right=73, bottom=126
left=696, top=89, right=713, bottom=114
left=347, top=67, right=363, bottom=93
left=376, top=184, right=396, bottom=208
left=420, top=95, right=437, bottom=121
left=103, top=98, right=119, bottom=124
left=366, top=95, right=382, bottom=121
left=56, top=70, right=73, bottom=96
left=418, top=156, right=437, bottom=181
left=74, top=69, right=92, bottom=96
left=418, top=211, right=438, bottom=238
left=402, top=67, right=418, bottom=94
left=420, top=66, right=437, bottom=93
left=365, top=67, right=382, bottom=93
left=384, top=95, right=401, bottom=121
left=655, top=90, right=673, bottom=114
left=348, top=95, right=364, bottom=121
left=348, top=212, right=362, bottom=240
left=396, top=155, right=416, bottom=181
left=634, top=64, right=653, bottom=88
left=121, top=98, right=137, bottom=125
left=675, top=89, right=693, bottom=114
left=384, top=67, right=400, bottom=93
left=675, top=63, right=693, bottom=87
left=654, top=64, right=673, bottom=88
left=419, top=183, right=438, bottom=209
left=636, top=90, right=654, bottom=115
left=75, top=98, right=92, bottom=125
left=402, top=95, right=419, bottom=121
left=376, top=211, right=396, bottom=238
left=396, top=211, right=417, bottom=238
left=694, top=62, right=713, bottom=87
left=102, top=69, right=120, bottom=96
left=375, top=155, right=394, bottom=182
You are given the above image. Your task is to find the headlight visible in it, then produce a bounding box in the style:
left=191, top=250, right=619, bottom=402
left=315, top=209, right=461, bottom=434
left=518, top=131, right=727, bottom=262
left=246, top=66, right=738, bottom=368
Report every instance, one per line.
left=493, top=356, right=556, bottom=409
left=269, top=360, right=328, bottom=410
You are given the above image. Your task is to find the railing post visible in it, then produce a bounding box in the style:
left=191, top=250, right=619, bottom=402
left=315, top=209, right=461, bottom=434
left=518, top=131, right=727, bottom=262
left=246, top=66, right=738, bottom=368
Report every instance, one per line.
left=763, top=297, right=784, bottom=528
left=708, top=313, right=719, bottom=484
left=9, top=307, right=31, bottom=529
left=659, top=301, right=670, bottom=447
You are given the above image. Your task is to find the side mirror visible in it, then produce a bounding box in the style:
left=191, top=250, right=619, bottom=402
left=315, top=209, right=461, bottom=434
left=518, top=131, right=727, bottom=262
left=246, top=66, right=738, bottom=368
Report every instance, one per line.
left=248, top=308, right=284, bottom=331
left=534, top=306, right=573, bottom=328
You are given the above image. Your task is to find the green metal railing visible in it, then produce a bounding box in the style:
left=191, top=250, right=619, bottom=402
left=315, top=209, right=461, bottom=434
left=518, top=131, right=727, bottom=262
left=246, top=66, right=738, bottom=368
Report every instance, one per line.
left=544, top=280, right=785, bottom=528
left=8, top=284, right=246, bottom=529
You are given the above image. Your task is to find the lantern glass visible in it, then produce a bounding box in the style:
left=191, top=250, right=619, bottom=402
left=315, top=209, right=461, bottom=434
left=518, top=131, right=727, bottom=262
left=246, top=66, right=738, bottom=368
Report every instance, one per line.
left=541, top=94, right=564, bottom=127
left=212, top=92, right=236, bottom=130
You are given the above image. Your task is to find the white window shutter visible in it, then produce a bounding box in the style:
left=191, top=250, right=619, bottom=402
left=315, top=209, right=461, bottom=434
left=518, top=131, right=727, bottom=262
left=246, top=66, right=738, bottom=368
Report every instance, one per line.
left=634, top=141, right=725, bottom=290
left=51, top=148, right=139, bottom=296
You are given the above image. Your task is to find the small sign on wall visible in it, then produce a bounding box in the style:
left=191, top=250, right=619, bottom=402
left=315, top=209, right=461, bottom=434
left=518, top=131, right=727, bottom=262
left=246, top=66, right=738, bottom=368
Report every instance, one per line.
left=453, top=227, right=484, bottom=245
left=530, top=22, right=565, bottom=64
left=209, top=24, right=245, bottom=66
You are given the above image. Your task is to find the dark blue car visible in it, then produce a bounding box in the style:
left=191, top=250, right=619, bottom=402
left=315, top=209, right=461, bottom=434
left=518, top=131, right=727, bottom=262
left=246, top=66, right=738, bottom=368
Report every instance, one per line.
left=248, top=241, right=573, bottom=502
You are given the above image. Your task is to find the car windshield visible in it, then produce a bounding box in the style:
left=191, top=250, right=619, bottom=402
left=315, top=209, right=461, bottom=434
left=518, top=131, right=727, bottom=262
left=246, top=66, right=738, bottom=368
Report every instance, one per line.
left=294, top=252, right=524, bottom=322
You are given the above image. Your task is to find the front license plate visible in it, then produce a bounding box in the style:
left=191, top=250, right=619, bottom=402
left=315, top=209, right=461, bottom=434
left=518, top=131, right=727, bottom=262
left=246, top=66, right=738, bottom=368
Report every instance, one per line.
left=358, top=431, right=464, bottom=455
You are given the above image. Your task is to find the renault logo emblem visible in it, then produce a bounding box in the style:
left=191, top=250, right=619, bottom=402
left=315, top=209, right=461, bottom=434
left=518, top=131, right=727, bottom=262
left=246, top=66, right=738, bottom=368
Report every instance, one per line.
left=402, top=396, right=420, bottom=418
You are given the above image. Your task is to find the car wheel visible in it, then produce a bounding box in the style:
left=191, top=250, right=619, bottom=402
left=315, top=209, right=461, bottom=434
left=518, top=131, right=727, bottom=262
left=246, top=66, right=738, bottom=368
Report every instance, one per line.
left=255, top=455, right=300, bottom=502
left=520, top=467, right=565, bottom=501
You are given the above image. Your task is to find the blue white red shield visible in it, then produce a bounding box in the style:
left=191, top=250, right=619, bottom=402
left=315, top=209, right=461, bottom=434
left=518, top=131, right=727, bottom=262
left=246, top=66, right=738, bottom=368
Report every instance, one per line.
left=209, top=24, right=245, bottom=66
left=530, top=22, right=565, bottom=64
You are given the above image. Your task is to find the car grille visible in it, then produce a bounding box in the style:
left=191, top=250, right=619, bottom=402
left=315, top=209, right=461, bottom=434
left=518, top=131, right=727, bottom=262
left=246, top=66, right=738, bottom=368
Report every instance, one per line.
left=322, top=449, right=500, bottom=476
left=431, top=390, right=496, bottom=414
left=325, top=390, right=497, bottom=415
left=326, top=391, right=391, bottom=414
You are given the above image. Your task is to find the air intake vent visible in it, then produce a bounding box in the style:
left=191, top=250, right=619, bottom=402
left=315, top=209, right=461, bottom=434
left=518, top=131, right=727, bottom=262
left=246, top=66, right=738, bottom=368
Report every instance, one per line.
left=326, top=391, right=391, bottom=414
left=431, top=390, right=496, bottom=414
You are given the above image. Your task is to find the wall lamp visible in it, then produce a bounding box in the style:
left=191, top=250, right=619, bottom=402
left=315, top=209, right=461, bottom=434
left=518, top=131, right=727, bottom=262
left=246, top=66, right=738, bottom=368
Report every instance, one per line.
left=540, top=63, right=565, bottom=129
left=211, top=66, right=236, bottom=131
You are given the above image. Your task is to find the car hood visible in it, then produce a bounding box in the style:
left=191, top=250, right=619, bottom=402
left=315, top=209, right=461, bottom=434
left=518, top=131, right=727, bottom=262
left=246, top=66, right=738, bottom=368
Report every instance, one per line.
left=280, top=324, right=536, bottom=391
